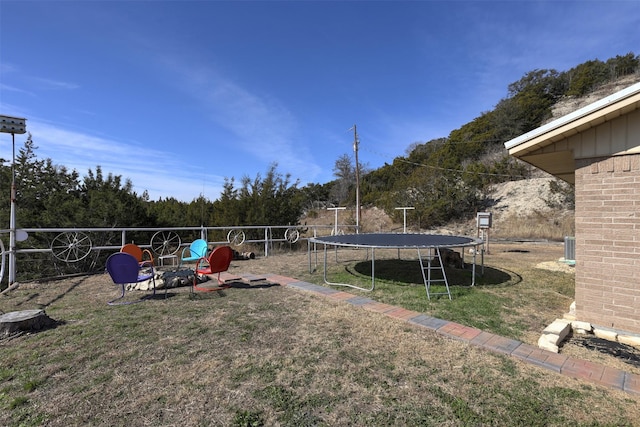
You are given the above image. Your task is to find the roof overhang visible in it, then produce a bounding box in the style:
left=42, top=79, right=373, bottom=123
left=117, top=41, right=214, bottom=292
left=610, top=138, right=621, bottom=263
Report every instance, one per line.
left=505, top=82, right=640, bottom=183
left=518, top=150, right=575, bottom=183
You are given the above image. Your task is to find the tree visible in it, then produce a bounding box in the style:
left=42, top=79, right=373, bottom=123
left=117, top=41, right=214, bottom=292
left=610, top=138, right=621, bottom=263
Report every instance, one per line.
left=145, top=197, right=186, bottom=227
left=330, top=153, right=371, bottom=207
left=210, top=164, right=304, bottom=240
left=297, top=182, right=332, bottom=211
left=331, top=154, right=354, bottom=204
left=607, top=52, right=640, bottom=78
left=79, top=166, right=151, bottom=228
left=504, top=69, right=567, bottom=133
left=566, top=60, right=610, bottom=96
left=0, top=134, right=84, bottom=229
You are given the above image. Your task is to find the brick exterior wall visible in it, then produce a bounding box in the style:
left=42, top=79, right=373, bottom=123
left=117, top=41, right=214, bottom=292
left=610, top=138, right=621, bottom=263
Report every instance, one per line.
left=574, top=154, right=640, bottom=334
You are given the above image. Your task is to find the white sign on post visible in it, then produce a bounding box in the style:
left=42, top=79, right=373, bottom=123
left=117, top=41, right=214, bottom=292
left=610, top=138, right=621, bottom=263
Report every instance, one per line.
left=476, top=212, right=492, bottom=254
left=477, top=212, right=492, bottom=229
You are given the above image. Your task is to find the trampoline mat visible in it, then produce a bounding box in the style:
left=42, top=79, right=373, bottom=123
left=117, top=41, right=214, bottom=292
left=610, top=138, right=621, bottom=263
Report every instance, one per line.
left=310, top=233, right=481, bottom=249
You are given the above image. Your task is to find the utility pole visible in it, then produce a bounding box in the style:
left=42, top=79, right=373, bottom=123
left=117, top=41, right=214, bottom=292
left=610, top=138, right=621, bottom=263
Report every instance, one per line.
left=352, top=124, right=360, bottom=232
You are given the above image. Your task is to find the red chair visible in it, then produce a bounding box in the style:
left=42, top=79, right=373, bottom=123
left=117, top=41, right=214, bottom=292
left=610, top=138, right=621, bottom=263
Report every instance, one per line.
left=193, top=246, right=233, bottom=293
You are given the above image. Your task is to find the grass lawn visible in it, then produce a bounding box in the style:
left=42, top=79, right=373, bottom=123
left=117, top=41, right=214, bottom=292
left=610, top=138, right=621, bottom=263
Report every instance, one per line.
left=1, top=241, right=639, bottom=426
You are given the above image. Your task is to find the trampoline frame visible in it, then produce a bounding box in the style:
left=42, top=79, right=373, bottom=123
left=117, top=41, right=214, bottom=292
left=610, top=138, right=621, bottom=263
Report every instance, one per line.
left=307, top=233, right=484, bottom=295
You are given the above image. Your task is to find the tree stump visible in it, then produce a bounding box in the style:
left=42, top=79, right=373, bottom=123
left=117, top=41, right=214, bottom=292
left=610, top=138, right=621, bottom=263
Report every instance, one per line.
left=0, top=309, right=56, bottom=337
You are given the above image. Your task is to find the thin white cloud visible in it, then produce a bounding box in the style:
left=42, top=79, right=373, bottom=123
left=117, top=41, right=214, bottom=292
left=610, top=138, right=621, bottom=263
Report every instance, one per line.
left=0, top=120, right=225, bottom=202
left=31, top=77, right=80, bottom=91
left=158, top=57, right=323, bottom=183
left=0, top=63, right=36, bottom=97
left=0, top=83, right=35, bottom=97
left=121, top=18, right=326, bottom=184
left=1, top=63, right=79, bottom=92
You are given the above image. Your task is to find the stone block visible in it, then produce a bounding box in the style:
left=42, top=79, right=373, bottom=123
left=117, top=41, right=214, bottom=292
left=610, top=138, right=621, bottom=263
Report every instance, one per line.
left=538, top=335, right=559, bottom=353
left=547, top=333, right=562, bottom=346
left=571, top=320, right=592, bottom=334
left=593, top=328, right=618, bottom=341
left=543, top=319, right=572, bottom=342
left=617, top=334, right=640, bottom=348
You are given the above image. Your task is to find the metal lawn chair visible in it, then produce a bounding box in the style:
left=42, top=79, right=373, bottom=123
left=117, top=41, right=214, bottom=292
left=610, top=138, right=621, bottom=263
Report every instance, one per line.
left=105, top=252, right=158, bottom=305
left=179, top=239, right=209, bottom=267
left=192, top=246, right=233, bottom=293
left=121, top=243, right=155, bottom=267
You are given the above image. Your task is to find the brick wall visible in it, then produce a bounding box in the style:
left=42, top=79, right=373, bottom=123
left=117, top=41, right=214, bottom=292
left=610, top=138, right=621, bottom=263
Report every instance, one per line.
left=574, top=154, right=640, bottom=334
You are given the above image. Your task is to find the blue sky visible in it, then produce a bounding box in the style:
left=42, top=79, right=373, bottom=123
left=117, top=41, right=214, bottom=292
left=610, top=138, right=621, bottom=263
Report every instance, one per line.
left=1, top=1, right=638, bottom=202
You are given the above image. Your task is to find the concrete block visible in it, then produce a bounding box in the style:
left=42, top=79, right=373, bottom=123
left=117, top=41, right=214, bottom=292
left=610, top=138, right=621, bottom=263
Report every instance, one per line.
left=618, top=334, right=640, bottom=348
left=543, top=319, right=572, bottom=342
left=538, top=335, right=559, bottom=353
left=571, top=321, right=592, bottom=334
left=547, top=333, right=562, bottom=346
left=593, top=327, right=618, bottom=342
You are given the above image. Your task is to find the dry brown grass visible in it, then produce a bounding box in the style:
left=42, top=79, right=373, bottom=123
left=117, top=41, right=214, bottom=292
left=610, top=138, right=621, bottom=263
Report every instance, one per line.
left=2, top=241, right=639, bottom=426
left=490, top=211, right=575, bottom=241
left=247, top=242, right=640, bottom=377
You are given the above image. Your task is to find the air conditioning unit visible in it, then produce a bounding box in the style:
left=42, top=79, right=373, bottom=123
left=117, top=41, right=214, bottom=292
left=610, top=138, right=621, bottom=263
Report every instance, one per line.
left=564, top=236, right=576, bottom=262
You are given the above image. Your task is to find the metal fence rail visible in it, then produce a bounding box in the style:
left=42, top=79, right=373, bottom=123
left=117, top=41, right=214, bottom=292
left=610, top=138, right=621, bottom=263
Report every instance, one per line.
left=0, top=224, right=351, bottom=285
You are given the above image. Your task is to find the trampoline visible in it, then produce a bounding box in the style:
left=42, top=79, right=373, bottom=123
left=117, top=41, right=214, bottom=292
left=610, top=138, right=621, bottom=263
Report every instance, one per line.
left=308, top=233, right=484, bottom=299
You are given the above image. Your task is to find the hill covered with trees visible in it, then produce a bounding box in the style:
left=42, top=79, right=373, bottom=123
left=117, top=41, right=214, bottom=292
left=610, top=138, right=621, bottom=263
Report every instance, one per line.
left=355, top=53, right=640, bottom=227
left=1, top=53, right=638, bottom=234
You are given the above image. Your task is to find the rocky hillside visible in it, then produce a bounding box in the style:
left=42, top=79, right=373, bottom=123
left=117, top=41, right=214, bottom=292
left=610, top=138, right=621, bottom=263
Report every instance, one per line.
left=549, top=74, right=640, bottom=120
left=305, top=177, right=571, bottom=239
left=486, top=177, right=562, bottom=218
left=307, top=77, right=640, bottom=239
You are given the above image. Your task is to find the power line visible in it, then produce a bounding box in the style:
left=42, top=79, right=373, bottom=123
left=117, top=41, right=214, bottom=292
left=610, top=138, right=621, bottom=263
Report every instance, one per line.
left=394, top=158, right=525, bottom=178
left=358, top=144, right=526, bottom=179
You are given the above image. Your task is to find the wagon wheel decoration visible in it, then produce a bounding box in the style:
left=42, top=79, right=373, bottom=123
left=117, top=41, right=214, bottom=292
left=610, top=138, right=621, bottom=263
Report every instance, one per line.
left=150, top=231, right=181, bottom=256
left=227, top=229, right=246, bottom=246
left=50, top=231, right=93, bottom=263
left=284, top=228, right=300, bottom=244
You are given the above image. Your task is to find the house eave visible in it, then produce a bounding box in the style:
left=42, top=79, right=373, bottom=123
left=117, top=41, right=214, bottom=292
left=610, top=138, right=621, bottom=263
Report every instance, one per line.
left=505, top=82, right=640, bottom=157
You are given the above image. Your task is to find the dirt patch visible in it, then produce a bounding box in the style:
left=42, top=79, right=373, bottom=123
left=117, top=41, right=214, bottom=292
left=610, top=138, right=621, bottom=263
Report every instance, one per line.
left=536, top=260, right=575, bottom=274
left=564, top=335, right=640, bottom=371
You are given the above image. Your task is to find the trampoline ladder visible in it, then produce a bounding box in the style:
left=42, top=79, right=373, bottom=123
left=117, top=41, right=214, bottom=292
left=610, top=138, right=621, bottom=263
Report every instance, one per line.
left=418, top=247, right=451, bottom=300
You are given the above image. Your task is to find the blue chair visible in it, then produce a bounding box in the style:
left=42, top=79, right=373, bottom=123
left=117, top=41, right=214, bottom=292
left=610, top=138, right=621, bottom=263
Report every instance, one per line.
left=179, top=239, right=209, bottom=267
left=105, top=252, right=158, bottom=305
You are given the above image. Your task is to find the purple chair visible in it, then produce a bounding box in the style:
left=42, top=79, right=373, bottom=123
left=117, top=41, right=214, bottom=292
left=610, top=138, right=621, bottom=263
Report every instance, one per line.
left=105, top=252, right=158, bottom=305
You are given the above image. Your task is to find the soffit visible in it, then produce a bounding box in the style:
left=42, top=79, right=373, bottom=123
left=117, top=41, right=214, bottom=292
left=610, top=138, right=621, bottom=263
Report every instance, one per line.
left=506, top=83, right=640, bottom=158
